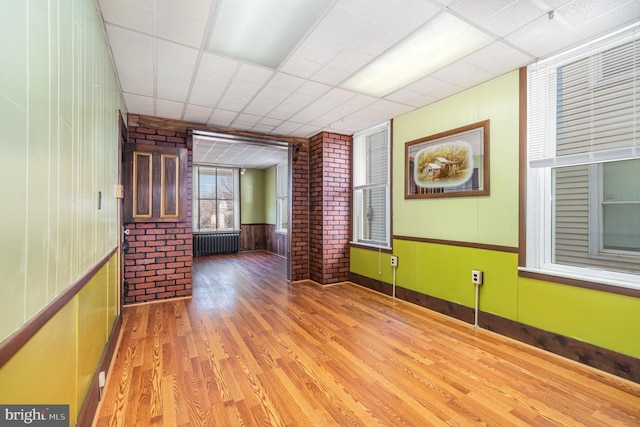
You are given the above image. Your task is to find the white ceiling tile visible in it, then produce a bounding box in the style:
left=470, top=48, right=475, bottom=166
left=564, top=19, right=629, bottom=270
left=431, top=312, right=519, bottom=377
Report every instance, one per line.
left=233, top=114, right=262, bottom=127
left=293, top=35, right=343, bottom=64
left=479, top=0, right=549, bottom=37
left=431, top=62, right=495, bottom=88
left=295, top=124, right=324, bottom=138
left=279, top=55, right=323, bottom=78
left=297, top=80, right=332, bottom=97
left=311, top=66, right=351, bottom=86
left=157, top=41, right=198, bottom=77
left=323, top=88, right=358, bottom=103
left=384, top=89, right=438, bottom=108
left=199, top=53, right=240, bottom=77
left=155, top=0, right=210, bottom=47
left=349, top=26, right=400, bottom=57
left=226, top=79, right=262, bottom=96
left=258, top=117, right=283, bottom=127
left=505, top=11, right=583, bottom=58
left=123, top=93, right=154, bottom=116
left=105, top=25, right=153, bottom=73
left=217, top=91, right=253, bottom=111
left=269, top=103, right=305, bottom=120
left=155, top=98, right=184, bottom=119
left=449, top=0, right=518, bottom=23
left=380, top=0, right=441, bottom=31
left=328, top=49, right=374, bottom=73
left=345, top=94, right=378, bottom=109
left=243, top=98, right=280, bottom=116
left=406, top=76, right=464, bottom=99
left=314, top=5, right=372, bottom=46
left=99, top=0, right=153, bottom=34
left=208, top=109, right=237, bottom=126
left=188, top=84, right=225, bottom=108
left=268, top=73, right=306, bottom=90
left=157, top=76, right=190, bottom=102
left=340, top=0, right=396, bottom=22
left=563, top=0, right=640, bottom=38
left=236, top=63, right=274, bottom=84
left=273, top=121, right=305, bottom=135
left=464, top=41, right=534, bottom=74
left=184, top=104, right=212, bottom=123
left=257, top=86, right=291, bottom=102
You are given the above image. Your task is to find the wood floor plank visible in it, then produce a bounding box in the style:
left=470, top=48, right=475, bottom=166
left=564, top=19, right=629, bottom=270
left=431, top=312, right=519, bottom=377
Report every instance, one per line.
left=95, top=252, right=640, bottom=426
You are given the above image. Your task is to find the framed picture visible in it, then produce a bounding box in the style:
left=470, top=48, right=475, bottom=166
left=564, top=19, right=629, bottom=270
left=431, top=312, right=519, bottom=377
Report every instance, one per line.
left=405, top=120, right=489, bottom=199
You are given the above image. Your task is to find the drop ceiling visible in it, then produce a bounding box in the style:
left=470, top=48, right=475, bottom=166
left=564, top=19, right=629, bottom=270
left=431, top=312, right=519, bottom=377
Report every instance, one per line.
left=98, top=0, right=640, bottom=168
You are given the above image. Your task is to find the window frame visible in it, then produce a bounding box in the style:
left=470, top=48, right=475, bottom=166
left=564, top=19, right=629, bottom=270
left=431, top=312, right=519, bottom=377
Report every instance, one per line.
left=522, top=24, right=640, bottom=291
left=193, top=165, right=240, bottom=233
left=275, top=162, right=288, bottom=234
left=351, top=121, right=392, bottom=250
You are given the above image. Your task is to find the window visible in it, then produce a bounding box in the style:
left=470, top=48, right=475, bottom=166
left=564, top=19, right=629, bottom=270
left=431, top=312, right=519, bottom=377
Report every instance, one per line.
left=352, top=121, right=391, bottom=249
left=193, top=166, right=240, bottom=232
left=276, top=162, right=288, bottom=233
left=526, top=24, right=640, bottom=289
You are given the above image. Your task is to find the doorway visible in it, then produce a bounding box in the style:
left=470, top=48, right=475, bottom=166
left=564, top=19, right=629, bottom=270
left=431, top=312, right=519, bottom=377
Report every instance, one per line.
left=191, top=130, right=294, bottom=282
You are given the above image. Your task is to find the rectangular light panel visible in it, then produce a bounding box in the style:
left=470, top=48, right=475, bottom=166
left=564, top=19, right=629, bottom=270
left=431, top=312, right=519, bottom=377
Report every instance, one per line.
left=206, top=0, right=332, bottom=69
left=342, top=13, right=494, bottom=97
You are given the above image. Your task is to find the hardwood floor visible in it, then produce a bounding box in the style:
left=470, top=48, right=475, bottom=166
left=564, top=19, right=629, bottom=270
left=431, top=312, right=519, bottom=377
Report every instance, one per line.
left=95, top=251, right=640, bottom=426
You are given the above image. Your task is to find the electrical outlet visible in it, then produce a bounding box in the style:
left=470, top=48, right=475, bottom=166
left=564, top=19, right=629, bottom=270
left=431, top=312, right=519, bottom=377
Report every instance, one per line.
left=472, top=270, right=483, bottom=285
left=390, top=255, right=398, bottom=267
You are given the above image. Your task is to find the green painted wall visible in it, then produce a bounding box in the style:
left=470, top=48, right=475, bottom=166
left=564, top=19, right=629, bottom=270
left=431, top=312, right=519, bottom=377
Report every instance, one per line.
left=351, top=70, right=640, bottom=359
left=393, top=71, right=519, bottom=246
left=241, top=169, right=266, bottom=224
left=265, top=166, right=276, bottom=225
left=0, top=0, right=125, bottom=422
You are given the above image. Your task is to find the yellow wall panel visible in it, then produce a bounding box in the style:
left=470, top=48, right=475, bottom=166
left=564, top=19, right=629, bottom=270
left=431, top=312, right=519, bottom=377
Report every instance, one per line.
left=0, top=299, right=78, bottom=426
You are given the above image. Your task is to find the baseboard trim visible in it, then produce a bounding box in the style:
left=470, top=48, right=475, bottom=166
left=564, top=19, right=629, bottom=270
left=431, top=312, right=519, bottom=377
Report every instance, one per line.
left=348, top=272, right=640, bottom=384
left=77, top=314, right=122, bottom=426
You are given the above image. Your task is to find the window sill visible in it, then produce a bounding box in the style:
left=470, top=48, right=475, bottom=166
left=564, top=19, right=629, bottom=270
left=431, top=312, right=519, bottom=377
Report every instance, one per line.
left=349, top=241, right=392, bottom=252
left=518, top=266, right=640, bottom=296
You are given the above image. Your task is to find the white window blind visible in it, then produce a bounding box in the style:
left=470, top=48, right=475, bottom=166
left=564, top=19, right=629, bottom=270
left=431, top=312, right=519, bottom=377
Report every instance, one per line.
left=276, top=162, right=288, bottom=233
left=353, top=122, right=390, bottom=248
left=526, top=22, right=640, bottom=288
left=528, top=24, right=640, bottom=168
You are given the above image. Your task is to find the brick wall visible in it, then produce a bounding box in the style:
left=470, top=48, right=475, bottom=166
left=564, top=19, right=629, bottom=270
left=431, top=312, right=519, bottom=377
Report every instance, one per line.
left=291, top=142, right=310, bottom=282
left=123, top=120, right=193, bottom=304
left=309, top=132, right=352, bottom=284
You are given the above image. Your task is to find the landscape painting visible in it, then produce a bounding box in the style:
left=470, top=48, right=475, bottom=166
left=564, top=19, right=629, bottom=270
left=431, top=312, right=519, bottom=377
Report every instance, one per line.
left=405, top=120, right=489, bottom=199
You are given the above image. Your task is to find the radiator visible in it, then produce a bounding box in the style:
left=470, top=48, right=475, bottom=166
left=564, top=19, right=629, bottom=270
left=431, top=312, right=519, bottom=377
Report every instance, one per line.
left=194, top=232, right=240, bottom=256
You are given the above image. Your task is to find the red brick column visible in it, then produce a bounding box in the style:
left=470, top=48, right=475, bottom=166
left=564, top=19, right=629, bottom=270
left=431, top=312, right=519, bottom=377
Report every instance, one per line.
left=309, top=132, right=352, bottom=284
left=291, top=142, right=310, bottom=282
left=123, top=123, right=193, bottom=304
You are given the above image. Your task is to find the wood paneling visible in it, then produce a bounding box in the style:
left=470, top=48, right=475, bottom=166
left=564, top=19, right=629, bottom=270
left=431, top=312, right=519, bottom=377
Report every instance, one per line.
left=240, top=224, right=266, bottom=251
left=96, top=253, right=640, bottom=426
left=123, top=143, right=188, bottom=223
left=241, top=224, right=288, bottom=258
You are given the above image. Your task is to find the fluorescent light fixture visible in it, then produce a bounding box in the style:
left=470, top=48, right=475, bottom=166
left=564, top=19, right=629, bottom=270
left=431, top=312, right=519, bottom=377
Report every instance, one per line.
left=206, top=0, right=331, bottom=69
left=342, top=13, right=494, bottom=97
